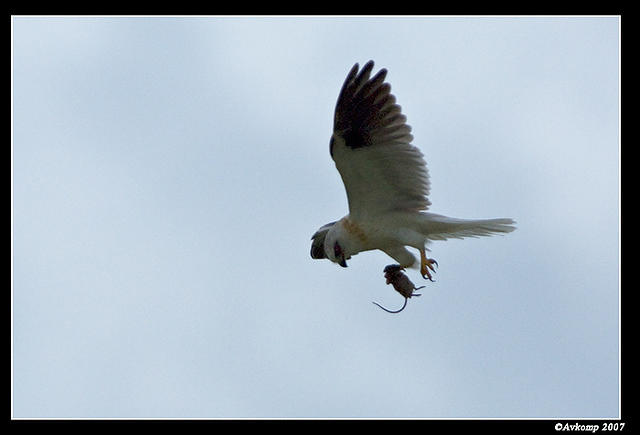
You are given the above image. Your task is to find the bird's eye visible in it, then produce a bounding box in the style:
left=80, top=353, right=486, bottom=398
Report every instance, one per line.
left=334, top=242, right=342, bottom=258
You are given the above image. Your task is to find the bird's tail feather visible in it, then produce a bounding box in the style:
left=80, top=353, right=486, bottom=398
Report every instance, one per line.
left=419, top=212, right=516, bottom=241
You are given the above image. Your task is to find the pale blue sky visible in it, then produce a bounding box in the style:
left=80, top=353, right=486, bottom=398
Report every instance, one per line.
left=12, top=16, right=620, bottom=418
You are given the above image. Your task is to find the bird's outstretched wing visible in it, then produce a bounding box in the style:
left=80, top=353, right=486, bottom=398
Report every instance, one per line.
left=330, top=60, right=431, bottom=220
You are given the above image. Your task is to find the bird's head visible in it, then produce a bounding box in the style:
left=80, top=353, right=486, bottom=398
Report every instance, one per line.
left=324, top=224, right=351, bottom=268
left=310, top=220, right=351, bottom=268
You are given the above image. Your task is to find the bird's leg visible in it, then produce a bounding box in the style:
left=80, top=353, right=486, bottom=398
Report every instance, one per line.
left=420, top=248, right=438, bottom=281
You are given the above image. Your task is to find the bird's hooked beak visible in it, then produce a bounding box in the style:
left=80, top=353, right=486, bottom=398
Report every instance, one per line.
left=338, top=257, right=348, bottom=268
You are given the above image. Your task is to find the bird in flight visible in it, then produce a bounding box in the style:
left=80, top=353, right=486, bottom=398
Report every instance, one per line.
left=310, top=60, right=515, bottom=285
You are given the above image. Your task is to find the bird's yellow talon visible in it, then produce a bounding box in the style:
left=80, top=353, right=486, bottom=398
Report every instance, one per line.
left=420, top=249, right=438, bottom=281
